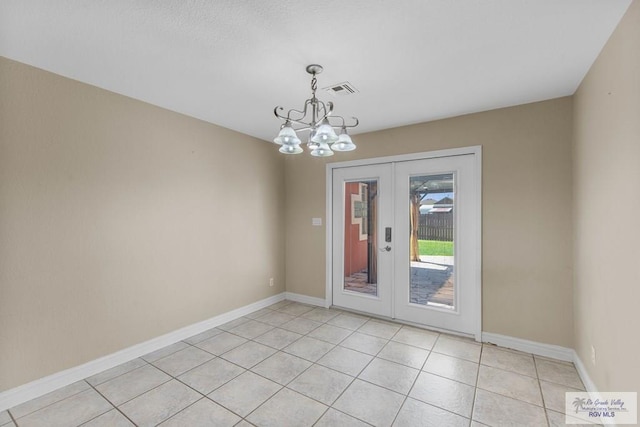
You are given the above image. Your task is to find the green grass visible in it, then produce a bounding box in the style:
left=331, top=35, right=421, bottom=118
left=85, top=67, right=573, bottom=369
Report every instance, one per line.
left=418, top=240, right=454, bottom=256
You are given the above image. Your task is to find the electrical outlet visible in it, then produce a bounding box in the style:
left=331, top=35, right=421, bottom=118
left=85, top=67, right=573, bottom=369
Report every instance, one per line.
left=269, top=278, right=274, bottom=287
left=591, top=345, right=596, bottom=365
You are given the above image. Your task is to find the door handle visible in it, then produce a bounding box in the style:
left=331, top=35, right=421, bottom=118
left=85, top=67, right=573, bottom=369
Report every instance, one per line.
left=380, top=246, right=391, bottom=252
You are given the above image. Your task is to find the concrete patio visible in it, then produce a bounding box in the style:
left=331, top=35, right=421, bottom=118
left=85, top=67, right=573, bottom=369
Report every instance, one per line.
left=344, top=255, right=455, bottom=307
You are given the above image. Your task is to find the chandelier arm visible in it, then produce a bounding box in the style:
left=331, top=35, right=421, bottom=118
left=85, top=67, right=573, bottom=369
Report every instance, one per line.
left=291, top=99, right=313, bottom=123
left=325, top=115, right=346, bottom=127
left=274, top=100, right=312, bottom=123
left=324, top=115, right=359, bottom=129
left=275, top=106, right=308, bottom=122
left=326, top=101, right=334, bottom=116
left=344, top=117, right=359, bottom=129
left=289, top=125, right=313, bottom=132
left=321, top=101, right=334, bottom=118
left=287, top=119, right=313, bottom=128
left=285, top=109, right=308, bottom=123
left=273, top=106, right=289, bottom=121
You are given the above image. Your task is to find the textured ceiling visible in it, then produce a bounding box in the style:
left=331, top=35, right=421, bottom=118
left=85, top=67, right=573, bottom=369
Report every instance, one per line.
left=0, top=0, right=632, bottom=142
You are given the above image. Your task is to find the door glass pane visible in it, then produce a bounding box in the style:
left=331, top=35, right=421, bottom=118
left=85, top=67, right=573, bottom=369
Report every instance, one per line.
left=409, top=173, right=455, bottom=308
left=344, top=180, right=378, bottom=296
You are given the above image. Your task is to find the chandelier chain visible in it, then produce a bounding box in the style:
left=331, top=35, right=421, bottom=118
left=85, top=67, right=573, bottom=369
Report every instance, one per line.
left=311, top=75, right=317, bottom=98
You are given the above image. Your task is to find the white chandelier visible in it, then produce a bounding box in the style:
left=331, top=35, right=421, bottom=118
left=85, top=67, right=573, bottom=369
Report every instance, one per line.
left=273, top=64, right=358, bottom=157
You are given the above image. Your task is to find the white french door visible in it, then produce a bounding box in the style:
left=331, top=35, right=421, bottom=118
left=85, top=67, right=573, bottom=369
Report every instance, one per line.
left=332, top=163, right=393, bottom=317
left=329, top=149, right=481, bottom=337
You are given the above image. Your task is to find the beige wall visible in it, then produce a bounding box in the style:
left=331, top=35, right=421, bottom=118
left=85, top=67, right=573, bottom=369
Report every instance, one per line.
left=573, top=0, right=640, bottom=392
left=285, top=97, right=574, bottom=347
left=0, top=57, right=286, bottom=391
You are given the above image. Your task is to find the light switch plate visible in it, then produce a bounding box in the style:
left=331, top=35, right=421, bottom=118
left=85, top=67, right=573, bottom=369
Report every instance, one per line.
left=312, top=217, right=322, bottom=226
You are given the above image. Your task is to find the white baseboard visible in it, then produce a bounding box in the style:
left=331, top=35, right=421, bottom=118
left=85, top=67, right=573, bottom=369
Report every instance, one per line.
left=0, top=292, right=286, bottom=412
left=482, top=332, right=574, bottom=362
left=572, top=351, right=598, bottom=392
left=482, top=332, right=600, bottom=397
left=284, top=292, right=327, bottom=308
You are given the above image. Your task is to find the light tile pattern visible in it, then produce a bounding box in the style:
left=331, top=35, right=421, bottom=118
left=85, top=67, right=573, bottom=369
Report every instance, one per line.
left=359, top=358, right=419, bottom=395
left=535, top=356, right=586, bottom=390
left=182, top=327, right=222, bottom=345
left=477, top=364, right=543, bottom=406
left=0, top=411, right=11, bottom=425
left=423, top=351, right=479, bottom=385
left=158, top=398, right=240, bottom=426
left=119, top=380, right=200, bottom=426
left=378, top=340, right=429, bottom=369
left=194, top=331, right=247, bottom=355
left=176, top=357, right=244, bottom=394
left=6, top=300, right=585, bottom=426
left=141, top=342, right=189, bottom=363
left=288, top=364, right=353, bottom=405
left=151, top=346, right=214, bottom=377
left=86, top=358, right=147, bottom=387
left=410, top=371, right=475, bottom=417
left=247, top=387, right=327, bottom=427
left=9, top=381, right=90, bottom=419
left=394, top=397, right=470, bottom=427
left=315, top=408, right=369, bottom=426
left=219, top=341, right=277, bottom=369
left=307, top=323, right=353, bottom=344
left=95, top=364, right=171, bottom=406
left=15, top=389, right=112, bottom=427
left=82, top=408, right=134, bottom=426
left=481, top=345, right=537, bottom=377
left=333, top=379, right=405, bottom=426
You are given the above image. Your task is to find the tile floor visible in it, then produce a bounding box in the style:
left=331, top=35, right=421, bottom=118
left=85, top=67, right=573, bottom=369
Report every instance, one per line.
left=2, top=300, right=589, bottom=427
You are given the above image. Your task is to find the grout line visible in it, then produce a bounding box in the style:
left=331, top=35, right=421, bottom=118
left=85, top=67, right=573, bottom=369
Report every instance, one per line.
left=201, top=374, right=276, bottom=420
left=477, top=360, right=539, bottom=379
left=420, top=367, right=477, bottom=388
left=469, top=342, right=483, bottom=423
left=310, top=406, right=331, bottom=427
left=195, top=307, right=348, bottom=422
left=155, top=397, right=212, bottom=425
left=85, top=381, right=139, bottom=426
left=533, top=352, right=553, bottom=427
left=7, top=409, right=17, bottom=426
left=152, top=352, right=269, bottom=424
left=389, top=345, right=427, bottom=426
left=7, top=381, right=91, bottom=422
left=237, top=383, right=285, bottom=423
left=101, top=373, right=173, bottom=409
left=88, top=359, right=149, bottom=386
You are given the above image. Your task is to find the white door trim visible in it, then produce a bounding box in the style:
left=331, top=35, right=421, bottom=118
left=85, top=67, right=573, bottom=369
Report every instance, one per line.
left=325, top=146, right=482, bottom=340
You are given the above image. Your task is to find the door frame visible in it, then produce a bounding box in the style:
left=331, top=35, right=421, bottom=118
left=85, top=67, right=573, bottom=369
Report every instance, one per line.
left=325, top=146, right=483, bottom=341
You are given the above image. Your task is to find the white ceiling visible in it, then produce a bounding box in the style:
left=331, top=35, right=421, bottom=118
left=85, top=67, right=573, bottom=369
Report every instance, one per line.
left=0, top=0, right=632, bottom=142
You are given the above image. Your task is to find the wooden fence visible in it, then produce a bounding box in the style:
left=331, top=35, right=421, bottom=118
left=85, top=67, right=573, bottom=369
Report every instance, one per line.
left=417, top=213, right=453, bottom=241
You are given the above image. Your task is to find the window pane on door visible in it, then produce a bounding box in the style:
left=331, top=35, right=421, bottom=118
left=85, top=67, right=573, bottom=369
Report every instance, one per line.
left=409, top=174, right=455, bottom=308
left=344, top=180, right=378, bottom=296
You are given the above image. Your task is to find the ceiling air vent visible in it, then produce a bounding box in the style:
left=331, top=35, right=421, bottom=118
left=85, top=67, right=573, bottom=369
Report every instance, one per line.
left=323, top=82, right=358, bottom=96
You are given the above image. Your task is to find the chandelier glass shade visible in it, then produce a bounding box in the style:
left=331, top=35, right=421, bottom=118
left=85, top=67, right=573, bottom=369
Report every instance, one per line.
left=333, top=128, right=356, bottom=152
left=273, top=64, right=358, bottom=156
